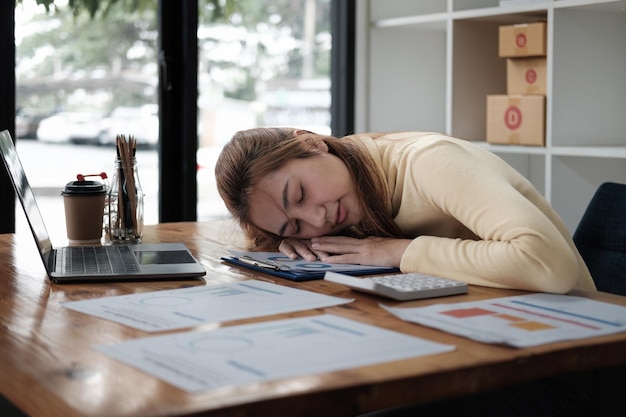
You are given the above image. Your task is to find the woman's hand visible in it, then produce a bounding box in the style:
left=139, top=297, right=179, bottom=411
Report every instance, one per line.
left=278, top=238, right=329, bottom=261
left=310, top=236, right=412, bottom=267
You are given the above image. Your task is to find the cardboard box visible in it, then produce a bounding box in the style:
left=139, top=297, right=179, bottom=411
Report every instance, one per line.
left=507, top=57, right=547, bottom=95
left=499, top=22, right=547, bottom=57
left=486, top=95, right=545, bottom=146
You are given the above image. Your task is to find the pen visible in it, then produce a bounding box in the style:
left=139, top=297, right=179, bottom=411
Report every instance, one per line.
left=239, top=255, right=290, bottom=272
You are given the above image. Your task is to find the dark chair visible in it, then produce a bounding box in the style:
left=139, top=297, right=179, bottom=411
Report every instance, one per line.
left=573, top=182, right=626, bottom=296
left=571, top=182, right=626, bottom=417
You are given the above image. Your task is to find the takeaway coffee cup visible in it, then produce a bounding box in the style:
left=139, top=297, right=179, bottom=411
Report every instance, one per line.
left=62, top=180, right=107, bottom=245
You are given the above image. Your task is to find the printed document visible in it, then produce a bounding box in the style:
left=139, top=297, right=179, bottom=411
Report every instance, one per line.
left=384, top=293, right=626, bottom=347
left=228, top=250, right=396, bottom=273
left=221, top=250, right=399, bottom=281
left=63, top=280, right=353, bottom=332
left=96, top=314, right=455, bottom=392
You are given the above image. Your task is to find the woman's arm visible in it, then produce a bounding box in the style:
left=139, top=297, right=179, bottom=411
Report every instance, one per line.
left=395, top=140, right=580, bottom=293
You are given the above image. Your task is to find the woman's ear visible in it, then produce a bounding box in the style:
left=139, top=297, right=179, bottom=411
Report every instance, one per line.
left=293, top=129, right=313, bottom=137
left=293, top=129, right=328, bottom=152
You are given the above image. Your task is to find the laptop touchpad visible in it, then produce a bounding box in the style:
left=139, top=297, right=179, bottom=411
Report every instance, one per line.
left=136, top=250, right=197, bottom=265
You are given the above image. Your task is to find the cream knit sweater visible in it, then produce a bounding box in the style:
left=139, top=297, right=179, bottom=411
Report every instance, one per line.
left=349, top=131, right=595, bottom=293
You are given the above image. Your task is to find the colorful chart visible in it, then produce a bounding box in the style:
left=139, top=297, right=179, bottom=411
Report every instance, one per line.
left=383, top=294, right=626, bottom=347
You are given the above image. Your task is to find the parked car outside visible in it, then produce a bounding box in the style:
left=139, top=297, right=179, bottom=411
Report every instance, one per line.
left=36, top=112, right=104, bottom=144
left=98, top=105, right=159, bottom=148
left=16, top=108, right=48, bottom=139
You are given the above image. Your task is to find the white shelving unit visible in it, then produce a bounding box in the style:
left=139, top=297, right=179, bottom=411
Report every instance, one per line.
left=355, top=0, right=626, bottom=232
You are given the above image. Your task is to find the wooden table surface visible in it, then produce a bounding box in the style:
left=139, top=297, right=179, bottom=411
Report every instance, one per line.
left=1, top=219, right=626, bottom=417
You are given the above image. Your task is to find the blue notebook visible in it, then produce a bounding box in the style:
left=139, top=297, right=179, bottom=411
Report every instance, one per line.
left=221, top=251, right=399, bottom=282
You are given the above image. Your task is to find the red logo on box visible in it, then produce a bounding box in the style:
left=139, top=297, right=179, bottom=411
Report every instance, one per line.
left=504, top=106, right=523, bottom=130
left=516, top=33, right=527, bottom=48
left=525, top=69, right=537, bottom=84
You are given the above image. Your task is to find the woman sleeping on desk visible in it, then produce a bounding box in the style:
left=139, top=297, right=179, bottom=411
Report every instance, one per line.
left=215, top=128, right=596, bottom=295
left=215, top=128, right=599, bottom=416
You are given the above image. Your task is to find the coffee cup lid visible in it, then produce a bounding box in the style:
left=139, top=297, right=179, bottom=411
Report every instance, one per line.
left=62, top=180, right=106, bottom=196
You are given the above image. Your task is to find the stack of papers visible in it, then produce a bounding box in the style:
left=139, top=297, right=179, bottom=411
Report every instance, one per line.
left=63, top=280, right=454, bottom=392
left=222, top=250, right=399, bottom=281
left=63, top=283, right=626, bottom=393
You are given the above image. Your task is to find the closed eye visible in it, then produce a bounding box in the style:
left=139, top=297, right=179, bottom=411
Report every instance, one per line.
left=298, top=184, right=305, bottom=204
left=282, top=219, right=301, bottom=237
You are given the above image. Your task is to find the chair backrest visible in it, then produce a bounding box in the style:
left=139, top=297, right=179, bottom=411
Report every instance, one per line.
left=573, top=182, right=626, bottom=296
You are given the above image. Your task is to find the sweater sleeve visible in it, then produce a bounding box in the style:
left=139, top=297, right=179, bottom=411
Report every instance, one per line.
left=396, top=139, right=580, bottom=293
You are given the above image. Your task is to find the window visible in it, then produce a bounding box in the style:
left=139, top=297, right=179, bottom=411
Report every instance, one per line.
left=14, top=0, right=331, bottom=241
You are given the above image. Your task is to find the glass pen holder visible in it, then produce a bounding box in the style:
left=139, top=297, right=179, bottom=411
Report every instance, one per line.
left=107, top=156, right=144, bottom=243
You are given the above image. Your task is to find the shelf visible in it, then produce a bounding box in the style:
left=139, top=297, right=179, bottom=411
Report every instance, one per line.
left=372, top=0, right=623, bottom=28
left=474, top=144, right=626, bottom=159
left=551, top=146, right=626, bottom=159
left=474, top=141, right=547, bottom=155
left=373, top=12, right=449, bottom=28
left=374, top=8, right=545, bottom=28
left=357, top=0, right=626, bottom=232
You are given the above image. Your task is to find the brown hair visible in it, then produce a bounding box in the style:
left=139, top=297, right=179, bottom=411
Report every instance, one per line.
left=215, top=127, right=403, bottom=250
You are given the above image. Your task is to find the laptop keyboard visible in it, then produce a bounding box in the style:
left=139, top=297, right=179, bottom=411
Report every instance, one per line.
left=59, top=245, right=141, bottom=275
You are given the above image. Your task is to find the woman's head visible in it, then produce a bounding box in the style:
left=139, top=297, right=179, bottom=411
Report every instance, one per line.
left=215, top=127, right=402, bottom=249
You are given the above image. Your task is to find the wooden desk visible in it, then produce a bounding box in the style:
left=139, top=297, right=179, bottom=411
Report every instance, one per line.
left=1, top=220, right=626, bottom=417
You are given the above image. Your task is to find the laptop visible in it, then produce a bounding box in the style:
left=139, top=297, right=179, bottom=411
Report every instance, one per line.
left=0, top=129, right=207, bottom=283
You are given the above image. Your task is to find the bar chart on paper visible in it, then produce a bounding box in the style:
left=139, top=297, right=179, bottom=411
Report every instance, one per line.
left=383, top=293, right=626, bottom=347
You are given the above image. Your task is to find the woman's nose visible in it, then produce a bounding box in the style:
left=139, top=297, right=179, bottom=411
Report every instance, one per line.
left=298, top=205, right=327, bottom=228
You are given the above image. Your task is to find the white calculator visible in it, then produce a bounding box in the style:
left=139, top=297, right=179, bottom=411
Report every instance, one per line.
left=324, top=271, right=468, bottom=301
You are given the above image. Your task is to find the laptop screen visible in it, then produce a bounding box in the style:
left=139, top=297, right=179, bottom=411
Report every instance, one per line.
left=0, top=130, right=54, bottom=260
